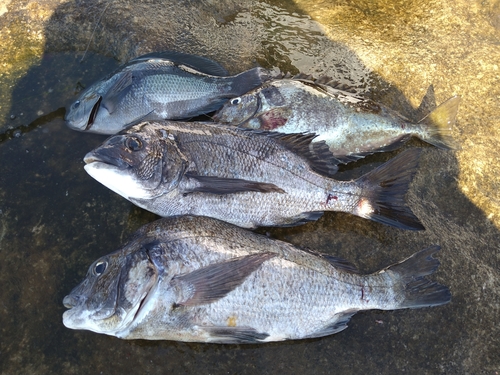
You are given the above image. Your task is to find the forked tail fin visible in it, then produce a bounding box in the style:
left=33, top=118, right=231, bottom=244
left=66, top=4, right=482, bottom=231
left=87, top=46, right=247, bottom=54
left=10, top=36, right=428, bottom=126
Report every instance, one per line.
left=381, top=245, right=451, bottom=309
left=354, top=148, right=424, bottom=230
left=418, top=96, right=461, bottom=150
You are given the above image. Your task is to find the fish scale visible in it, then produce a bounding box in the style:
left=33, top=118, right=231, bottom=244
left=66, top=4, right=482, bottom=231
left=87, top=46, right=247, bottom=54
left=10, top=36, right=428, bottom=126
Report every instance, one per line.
left=65, top=51, right=271, bottom=134
left=84, top=121, right=425, bottom=230
left=62, top=216, right=451, bottom=343
left=214, top=78, right=460, bottom=163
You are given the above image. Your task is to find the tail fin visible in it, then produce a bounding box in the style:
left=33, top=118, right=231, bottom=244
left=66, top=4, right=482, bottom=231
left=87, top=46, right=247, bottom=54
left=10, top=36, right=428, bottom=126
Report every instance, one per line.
left=230, top=67, right=273, bottom=96
left=383, top=246, right=451, bottom=309
left=355, top=148, right=424, bottom=230
left=418, top=96, right=461, bottom=150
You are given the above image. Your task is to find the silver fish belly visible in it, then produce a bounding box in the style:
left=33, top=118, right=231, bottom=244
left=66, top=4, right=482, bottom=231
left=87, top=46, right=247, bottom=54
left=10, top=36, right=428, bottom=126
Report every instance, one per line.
left=213, top=79, right=460, bottom=163
left=62, top=216, right=451, bottom=342
left=83, top=121, right=424, bottom=230
left=65, top=51, right=271, bottom=134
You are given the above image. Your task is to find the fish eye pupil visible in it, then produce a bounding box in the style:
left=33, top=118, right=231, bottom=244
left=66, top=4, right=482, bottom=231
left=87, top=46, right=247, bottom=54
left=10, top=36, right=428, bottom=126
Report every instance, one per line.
left=94, top=261, right=107, bottom=276
left=73, top=100, right=80, bottom=109
left=126, top=137, right=142, bottom=151
left=230, top=98, right=241, bottom=105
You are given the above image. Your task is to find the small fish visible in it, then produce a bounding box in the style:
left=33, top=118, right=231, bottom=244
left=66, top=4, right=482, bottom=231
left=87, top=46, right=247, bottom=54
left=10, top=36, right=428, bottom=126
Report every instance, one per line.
left=65, top=51, right=271, bottom=134
left=62, top=216, right=451, bottom=342
left=83, top=121, right=424, bottom=230
left=213, top=78, right=460, bottom=163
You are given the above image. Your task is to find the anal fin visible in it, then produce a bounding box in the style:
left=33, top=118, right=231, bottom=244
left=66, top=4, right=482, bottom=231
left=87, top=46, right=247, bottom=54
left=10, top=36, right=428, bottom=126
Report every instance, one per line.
left=305, top=311, right=357, bottom=339
left=204, top=326, right=270, bottom=344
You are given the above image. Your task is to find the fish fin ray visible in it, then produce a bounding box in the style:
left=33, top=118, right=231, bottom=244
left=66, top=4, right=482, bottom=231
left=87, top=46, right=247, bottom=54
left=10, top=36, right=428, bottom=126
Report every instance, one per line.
left=263, top=132, right=339, bottom=177
left=173, top=253, right=275, bottom=306
left=383, top=245, right=451, bottom=309
left=355, top=148, right=425, bottom=230
left=128, top=50, right=229, bottom=76
left=203, top=326, right=270, bottom=343
left=229, top=67, right=273, bottom=96
left=332, top=135, right=413, bottom=164
left=414, top=84, right=437, bottom=120
left=271, top=211, right=324, bottom=227
left=305, top=311, right=357, bottom=339
left=321, top=255, right=359, bottom=273
left=300, top=247, right=359, bottom=273
left=101, top=71, right=134, bottom=114
left=183, top=173, right=285, bottom=194
left=417, top=96, right=461, bottom=150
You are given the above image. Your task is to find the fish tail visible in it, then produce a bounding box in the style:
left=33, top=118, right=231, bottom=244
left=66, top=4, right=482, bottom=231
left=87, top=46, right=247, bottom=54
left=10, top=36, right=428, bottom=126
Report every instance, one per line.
left=354, top=148, right=424, bottom=230
left=230, top=67, right=273, bottom=95
left=417, top=96, right=461, bottom=150
left=381, top=245, right=451, bottom=309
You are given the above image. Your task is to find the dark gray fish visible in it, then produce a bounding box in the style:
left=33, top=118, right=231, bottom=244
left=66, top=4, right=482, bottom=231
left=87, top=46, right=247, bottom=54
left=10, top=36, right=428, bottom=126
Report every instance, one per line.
left=65, top=51, right=271, bottom=134
left=62, top=216, right=451, bottom=342
left=213, top=78, right=460, bottom=163
left=83, top=121, right=424, bottom=230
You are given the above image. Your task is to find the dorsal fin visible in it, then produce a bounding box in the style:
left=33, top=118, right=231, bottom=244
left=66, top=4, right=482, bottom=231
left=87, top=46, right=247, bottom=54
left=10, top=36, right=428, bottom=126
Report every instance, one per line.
left=265, top=132, right=339, bottom=177
left=128, top=50, right=229, bottom=76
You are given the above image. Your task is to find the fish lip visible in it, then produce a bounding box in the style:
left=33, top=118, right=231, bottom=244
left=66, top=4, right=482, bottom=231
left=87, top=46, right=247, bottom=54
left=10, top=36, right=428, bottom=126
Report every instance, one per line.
left=83, top=150, right=130, bottom=169
left=63, top=294, right=79, bottom=309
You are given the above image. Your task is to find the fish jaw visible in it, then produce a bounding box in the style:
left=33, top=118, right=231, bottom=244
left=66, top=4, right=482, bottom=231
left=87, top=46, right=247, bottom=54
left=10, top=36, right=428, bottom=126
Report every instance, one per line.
left=84, top=161, right=155, bottom=201
left=63, top=294, right=147, bottom=337
left=65, top=95, right=99, bottom=131
left=63, top=249, right=159, bottom=337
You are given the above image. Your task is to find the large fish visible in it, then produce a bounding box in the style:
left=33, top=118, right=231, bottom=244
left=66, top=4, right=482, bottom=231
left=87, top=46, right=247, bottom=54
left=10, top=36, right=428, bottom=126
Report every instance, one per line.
left=213, top=78, right=460, bottom=163
left=83, top=121, right=424, bottom=230
left=65, top=51, right=271, bottom=134
left=62, top=216, right=451, bottom=342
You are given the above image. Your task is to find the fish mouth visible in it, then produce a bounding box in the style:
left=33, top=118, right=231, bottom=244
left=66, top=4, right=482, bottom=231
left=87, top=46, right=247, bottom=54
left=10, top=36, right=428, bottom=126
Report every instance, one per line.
left=84, top=148, right=130, bottom=170
left=85, top=96, right=102, bottom=131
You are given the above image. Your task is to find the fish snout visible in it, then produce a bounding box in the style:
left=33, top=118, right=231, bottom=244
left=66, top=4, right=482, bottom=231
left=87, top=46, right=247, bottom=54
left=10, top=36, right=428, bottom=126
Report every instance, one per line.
left=63, top=294, right=81, bottom=309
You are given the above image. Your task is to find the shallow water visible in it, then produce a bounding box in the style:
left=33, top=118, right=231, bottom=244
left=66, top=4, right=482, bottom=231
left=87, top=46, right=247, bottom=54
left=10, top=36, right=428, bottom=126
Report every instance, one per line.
left=0, top=0, right=499, bottom=374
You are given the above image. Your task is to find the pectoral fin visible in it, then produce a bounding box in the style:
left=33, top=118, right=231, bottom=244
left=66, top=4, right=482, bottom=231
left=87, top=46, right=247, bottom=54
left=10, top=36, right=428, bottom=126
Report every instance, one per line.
left=183, top=173, right=285, bottom=194
left=172, top=253, right=275, bottom=306
left=101, top=71, right=134, bottom=114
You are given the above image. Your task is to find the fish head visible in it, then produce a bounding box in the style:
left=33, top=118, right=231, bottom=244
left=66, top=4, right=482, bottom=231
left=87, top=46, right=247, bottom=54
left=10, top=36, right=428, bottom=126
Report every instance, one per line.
left=83, top=123, right=188, bottom=200
left=213, top=88, right=261, bottom=126
left=214, top=82, right=288, bottom=130
left=62, top=241, right=159, bottom=336
left=65, top=85, right=105, bottom=132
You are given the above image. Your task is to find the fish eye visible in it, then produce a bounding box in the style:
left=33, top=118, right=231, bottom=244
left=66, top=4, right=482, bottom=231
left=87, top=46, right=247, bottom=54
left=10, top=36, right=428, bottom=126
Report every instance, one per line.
left=94, top=261, right=108, bottom=276
left=125, top=137, right=143, bottom=151
left=230, top=97, right=241, bottom=105
left=73, top=100, right=80, bottom=109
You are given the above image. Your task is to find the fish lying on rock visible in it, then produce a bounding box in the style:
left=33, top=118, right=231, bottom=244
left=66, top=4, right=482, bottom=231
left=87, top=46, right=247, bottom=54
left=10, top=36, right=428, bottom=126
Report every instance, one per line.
left=65, top=51, right=271, bottom=134
left=83, top=121, right=424, bottom=230
left=213, top=78, right=460, bottom=163
left=62, top=215, right=451, bottom=343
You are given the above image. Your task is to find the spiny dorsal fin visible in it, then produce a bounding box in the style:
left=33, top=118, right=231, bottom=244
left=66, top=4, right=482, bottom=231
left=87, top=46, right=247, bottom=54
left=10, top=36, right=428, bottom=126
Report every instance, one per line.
left=127, top=50, right=229, bottom=76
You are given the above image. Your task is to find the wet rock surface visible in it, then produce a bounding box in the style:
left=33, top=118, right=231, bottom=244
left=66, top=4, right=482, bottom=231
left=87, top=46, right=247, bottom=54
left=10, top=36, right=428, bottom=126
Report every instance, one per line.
left=0, top=0, right=499, bottom=374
